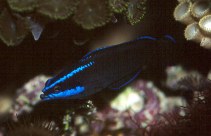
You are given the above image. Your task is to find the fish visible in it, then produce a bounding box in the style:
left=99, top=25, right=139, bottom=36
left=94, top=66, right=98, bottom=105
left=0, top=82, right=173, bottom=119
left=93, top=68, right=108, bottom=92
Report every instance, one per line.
left=40, top=35, right=176, bottom=100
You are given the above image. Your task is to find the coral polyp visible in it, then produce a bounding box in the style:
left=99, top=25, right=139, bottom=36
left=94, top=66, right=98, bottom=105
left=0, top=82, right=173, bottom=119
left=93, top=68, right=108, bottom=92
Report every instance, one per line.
left=184, top=22, right=203, bottom=42
left=174, top=0, right=211, bottom=49
left=174, top=1, right=194, bottom=24
left=191, top=0, right=210, bottom=19
left=199, top=15, right=211, bottom=33
left=200, top=37, right=211, bottom=49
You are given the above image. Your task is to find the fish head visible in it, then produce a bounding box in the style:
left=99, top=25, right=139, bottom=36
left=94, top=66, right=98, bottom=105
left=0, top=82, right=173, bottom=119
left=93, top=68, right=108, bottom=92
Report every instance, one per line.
left=40, top=77, right=85, bottom=100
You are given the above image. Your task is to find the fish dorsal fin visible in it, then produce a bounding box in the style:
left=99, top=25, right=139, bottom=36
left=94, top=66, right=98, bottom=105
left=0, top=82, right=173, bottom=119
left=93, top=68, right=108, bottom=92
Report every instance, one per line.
left=109, top=69, right=141, bottom=90
left=80, top=46, right=110, bottom=62
left=163, top=35, right=176, bottom=43
left=81, top=36, right=157, bottom=62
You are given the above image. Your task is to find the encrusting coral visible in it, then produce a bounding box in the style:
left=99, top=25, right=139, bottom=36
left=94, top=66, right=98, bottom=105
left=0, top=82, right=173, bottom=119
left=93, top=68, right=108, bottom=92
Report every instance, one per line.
left=0, top=0, right=147, bottom=46
left=174, top=0, right=211, bottom=49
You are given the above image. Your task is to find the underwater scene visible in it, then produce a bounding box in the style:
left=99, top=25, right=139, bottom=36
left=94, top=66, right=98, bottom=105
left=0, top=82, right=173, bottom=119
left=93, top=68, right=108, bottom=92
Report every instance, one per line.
left=0, top=0, right=211, bottom=135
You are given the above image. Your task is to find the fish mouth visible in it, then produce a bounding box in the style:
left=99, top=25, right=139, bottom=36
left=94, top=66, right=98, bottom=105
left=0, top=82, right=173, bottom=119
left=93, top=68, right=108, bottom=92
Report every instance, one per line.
left=40, top=91, right=53, bottom=100
left=40, top=93, right=49, bottom=100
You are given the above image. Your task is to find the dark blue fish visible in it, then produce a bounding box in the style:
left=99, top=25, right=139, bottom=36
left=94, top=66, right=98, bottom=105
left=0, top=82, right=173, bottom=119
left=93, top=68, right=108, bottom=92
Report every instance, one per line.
left=40, top=35, right=176, bottom=100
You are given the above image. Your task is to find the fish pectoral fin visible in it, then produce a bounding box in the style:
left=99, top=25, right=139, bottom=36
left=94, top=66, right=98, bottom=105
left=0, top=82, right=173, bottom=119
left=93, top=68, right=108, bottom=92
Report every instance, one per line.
left=108, top=69, right=141, bottom=90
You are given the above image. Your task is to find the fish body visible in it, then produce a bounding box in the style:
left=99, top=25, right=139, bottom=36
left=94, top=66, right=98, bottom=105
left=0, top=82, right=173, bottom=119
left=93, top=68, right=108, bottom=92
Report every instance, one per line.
left=41, top=36, right=175, bottom=100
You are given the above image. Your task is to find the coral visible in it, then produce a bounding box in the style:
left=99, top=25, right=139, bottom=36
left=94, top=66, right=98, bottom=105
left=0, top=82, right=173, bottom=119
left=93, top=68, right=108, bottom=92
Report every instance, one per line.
left=9, top=75, right=50, bottom=121
left=89, top=80, right=186, bottom=135
left=126, top=0, right=147, bottom=25
left=0, top=0, right=146, bottom=46
left=165, top=65, right=202, bottom=90
left=62, top=100, right=97, bottom=135
left=109, top=0, right=127, bottom=13
left=109, top=0, right=147, bottom=25
left=173, top=0, right=211, bottom=49
left=73, top=0, right=111, bottom=30
left=0, top=9, right=29, bottom=46
left=36, top=0, right=79, bottom=20
left=147, top=76, right=211, bottom=136
left=7, top=0, right=37, bottom=12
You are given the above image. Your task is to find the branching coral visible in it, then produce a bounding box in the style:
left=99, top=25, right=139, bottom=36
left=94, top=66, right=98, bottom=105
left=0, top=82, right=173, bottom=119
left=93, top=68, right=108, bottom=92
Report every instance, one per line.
left=174, top=0, right=211, bottom=49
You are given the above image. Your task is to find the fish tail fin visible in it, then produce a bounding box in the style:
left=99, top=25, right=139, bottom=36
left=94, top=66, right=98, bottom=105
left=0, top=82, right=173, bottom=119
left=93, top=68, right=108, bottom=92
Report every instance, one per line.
left=150, top=35, right=185, bottom=67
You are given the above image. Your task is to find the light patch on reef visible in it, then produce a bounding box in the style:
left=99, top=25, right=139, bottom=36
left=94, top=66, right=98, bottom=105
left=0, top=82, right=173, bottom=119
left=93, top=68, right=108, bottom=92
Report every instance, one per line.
left=109, top=80, right=187, bottom=128
left=110, top=87, right=144, bottom=112
left=165, top=65, right=202, bottom=90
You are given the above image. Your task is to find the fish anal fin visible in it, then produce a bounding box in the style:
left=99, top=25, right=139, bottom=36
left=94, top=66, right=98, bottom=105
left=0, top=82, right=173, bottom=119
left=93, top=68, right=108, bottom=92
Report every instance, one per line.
left=109, top=70, right=141, bottom=90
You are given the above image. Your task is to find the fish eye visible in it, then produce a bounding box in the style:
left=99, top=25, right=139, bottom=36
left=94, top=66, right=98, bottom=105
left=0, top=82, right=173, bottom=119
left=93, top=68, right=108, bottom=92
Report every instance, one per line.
left=54, top=86, right=61, bottom=92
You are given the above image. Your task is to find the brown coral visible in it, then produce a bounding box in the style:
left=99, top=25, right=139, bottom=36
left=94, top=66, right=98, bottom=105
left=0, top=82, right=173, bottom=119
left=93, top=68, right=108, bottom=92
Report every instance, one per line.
left=0, top=0, right=147, bottom=46
left=73, top=0, right=112, bottom=30
left=126, top=0, right=147, bottom=25
left=37, top=0, right=79, bottom=20
left=0, top=9, right=29, bottom=46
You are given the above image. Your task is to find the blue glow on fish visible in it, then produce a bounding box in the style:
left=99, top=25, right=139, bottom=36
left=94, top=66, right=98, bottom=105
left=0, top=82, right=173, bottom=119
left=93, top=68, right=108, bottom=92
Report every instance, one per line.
left=43, top=61, right=94, bottom=92
left=43, top=86, right=85, bottom=100
left=137, top=36, right=157, bottom=40
left=164, top=35, right=176, bottom=43
left=111, top=70, right=141, bottom=90
left=81, top=36, right=157, bottom=61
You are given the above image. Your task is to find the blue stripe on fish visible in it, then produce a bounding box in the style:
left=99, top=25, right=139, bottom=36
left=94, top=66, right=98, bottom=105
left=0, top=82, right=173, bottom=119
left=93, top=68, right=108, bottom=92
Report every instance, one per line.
left=43, top=86, right=85, bottom=100
left=43, top=61, right=94, bottom=92
left=164, top=35, right=176, bottom=43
